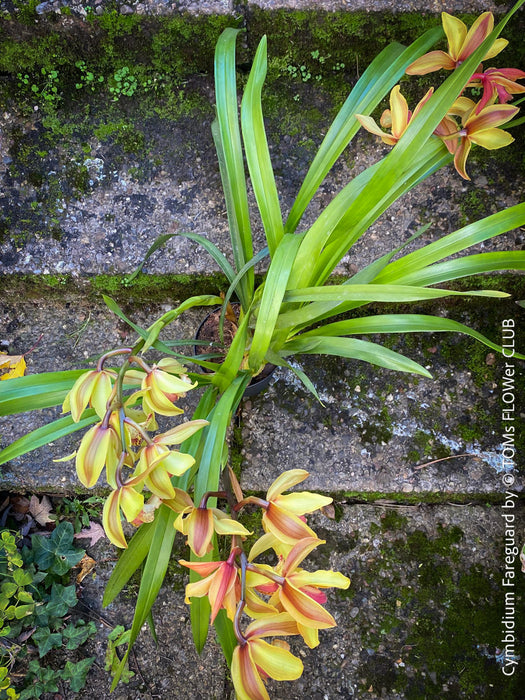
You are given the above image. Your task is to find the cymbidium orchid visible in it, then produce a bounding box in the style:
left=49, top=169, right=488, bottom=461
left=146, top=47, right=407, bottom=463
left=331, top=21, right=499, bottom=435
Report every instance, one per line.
left=173, top=492, right=252, bottom=557
left=141, top=363, right=197, bottom=417
left=231, top=613, right=303, bottom=700
left=63, top=368, right=115, bottom=422
left=468, top=67, right=525, bottom=111
left=241, top=469, right=332, bottom=546
left=439, top=98, right=519, bottom=180
left=406, top=11, right=507, bottom=75
left=75, top=412, right=121, bottom=488
left=180, top=549, right=240, bottom=622
left=355, top=85, right=433, bottom=146
left=103, top=482, right=145, bottom=549
left=132, top=420, right=208, bottom=499
left=249, top=537, right=350, bottom=641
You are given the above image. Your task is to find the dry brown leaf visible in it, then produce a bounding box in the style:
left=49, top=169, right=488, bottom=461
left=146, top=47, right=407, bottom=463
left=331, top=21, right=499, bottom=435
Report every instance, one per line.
left=29, top=495, right=54, bottom=526
left=321, top=503, right=336, bottom=519
left=74, top=521, right=106, bottom=546
left=0, top=353, right=26, bottom=380
left=75, top=554, right=96, bottom=584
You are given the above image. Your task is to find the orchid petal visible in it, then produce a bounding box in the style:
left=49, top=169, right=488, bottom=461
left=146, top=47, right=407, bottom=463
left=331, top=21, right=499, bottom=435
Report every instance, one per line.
left=466, top=104, right=518, bottom=131
left=263, top=503, right=318, bottom=545
left=279, top=581, right=336, bottom=629
left=250, top=639, right=303, bottom=681
left=245, top=612, right=300, bottom=639
left=355, top=114, right=397, bottom=145
left=484, top=37, right=508, bottom=61
left=275, top=492, right=332, bottom=515
left=454, top=138, right=472, bottom=180
left=187, top=507, right=214, bottom=557
left=208, top=562, right=237, bottom=622
left=405, top=50, right=456, bottom=75
left=119, top=486, right=144, bottom=523
left=390, top=85, right=409, bottom=139
left=469, top=128, right=514, bottom=150
left=290, top=569, right=351, bottom=590
left=442, top=12, right=467, bottom=61
left=281, top=537, right=324, bottom=575
left=102, top=490, right=128, bottom=549
left=90, top=371, right=113, bottom=419
left=179, top=559, right=223, bottom=576
left=297, top=622, right=319, bottom=649
left=155, top=419, right=208, bottom=445
left=458, top=11, right=493, bottom=63
left=231, top=644, right=269, bottom=700
left=266, top=469, right=309, bottom=501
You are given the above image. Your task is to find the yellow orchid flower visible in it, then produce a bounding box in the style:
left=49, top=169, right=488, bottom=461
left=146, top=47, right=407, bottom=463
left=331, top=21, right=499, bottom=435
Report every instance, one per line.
left=75, top=415, right=120, bottom=488
left=439, top=98, right=519, bottom=180
left=231, top=613, right=303, bottom=700
left=62, top=368, right=115, bottom=422
left=355, top=86, right=434, bottom=146
left=406, top=12, right=508, bottom=75
left=141, top=365, right=197, bottom=417
left=132, top=420, right=208, bottom=499
left=102, top=485, right=144, bottom=549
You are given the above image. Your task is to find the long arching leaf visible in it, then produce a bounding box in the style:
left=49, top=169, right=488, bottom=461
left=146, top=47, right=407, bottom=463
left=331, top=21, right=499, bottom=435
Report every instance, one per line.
left=0, top=411, right=98, bottom=466
left=0, top=370, right=86, bottom=415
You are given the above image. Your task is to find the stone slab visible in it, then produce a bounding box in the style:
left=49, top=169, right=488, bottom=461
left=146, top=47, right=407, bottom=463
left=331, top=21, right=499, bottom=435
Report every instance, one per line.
left=1, top=289, right=523, bottom=496
left=239, top=298, right=524, bottom=497
left=50, top=501, right=525, bottom=698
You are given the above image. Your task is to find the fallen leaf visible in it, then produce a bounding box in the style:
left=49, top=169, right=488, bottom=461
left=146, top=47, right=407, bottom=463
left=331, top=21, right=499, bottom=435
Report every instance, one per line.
left=29, top=495, right=55, bottom=526
left=74, top=521, right=106, bottom=546
left=74, top=554, right=96, bottom=584
left=0, top=353, right=26, bottom=380
left=10, top=495, right=30, bottom=520
left=321, top=503, right=336, bottom=519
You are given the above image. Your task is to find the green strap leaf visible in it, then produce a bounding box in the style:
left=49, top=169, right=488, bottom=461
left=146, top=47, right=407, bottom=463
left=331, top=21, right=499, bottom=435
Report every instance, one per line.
left=0, top=410, right=98, bottom=466
left=102, top=522, right=155, bottom=608
left=375, top=204, right=525, bottom=284
left=282, top=335, right=432, bottom=378
left=284, top=284, right=509, bottom=304
left=0, top=370, right=86, bottom=415
left=299, top=313, right=525, bottom=360
left=241, top=34, right=284, bottom=256
left=214, top=28, right=254, bottom=308
left=124, top=232, right=236, bottom=285
left=249, top=234, right=302, bottom=372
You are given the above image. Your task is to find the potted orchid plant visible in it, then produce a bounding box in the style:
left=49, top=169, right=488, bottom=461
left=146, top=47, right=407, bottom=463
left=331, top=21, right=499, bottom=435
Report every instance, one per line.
left=1, top=3, right=525, bottom=697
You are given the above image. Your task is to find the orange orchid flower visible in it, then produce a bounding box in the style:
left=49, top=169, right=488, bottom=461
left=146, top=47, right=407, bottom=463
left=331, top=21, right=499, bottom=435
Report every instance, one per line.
left=438, top=98, right=519, bottom=179
left=231, top=613, right=303, bottom=700
left=259, top=469, right=332, bottom=545
left=180, top=553, right=239, bottom=622
left=468, top=67, right=525, bottom=111
left=406, top=12, right=507, bottom=75
left=172, top=491, right=251, bottom=558
left=249, top=538, right=350, bottom=639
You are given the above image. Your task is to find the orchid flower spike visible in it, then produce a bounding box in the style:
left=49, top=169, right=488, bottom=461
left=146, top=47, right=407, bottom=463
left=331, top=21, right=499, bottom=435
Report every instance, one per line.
left=406, top=12, right=507, bottom=75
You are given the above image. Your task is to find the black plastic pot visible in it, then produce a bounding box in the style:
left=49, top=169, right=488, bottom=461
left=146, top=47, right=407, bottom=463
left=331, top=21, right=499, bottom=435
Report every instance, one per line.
left=194, top=308, right=276, bottom=397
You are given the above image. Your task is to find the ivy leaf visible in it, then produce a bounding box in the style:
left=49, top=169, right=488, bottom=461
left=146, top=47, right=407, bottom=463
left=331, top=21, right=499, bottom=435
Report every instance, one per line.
left=60, top=658, right=95, bottom=692
left=19, top=661, right=59, bottom=699
left=62, top=620, right=97, bottom=650
left=31, top=521, right=84, bottom=576
left=43, top=583, right=77, bottom=619
left=31, top=626, right=63, bottom=657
